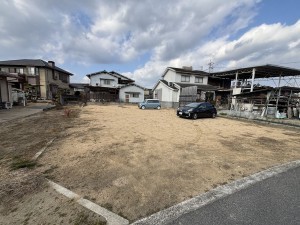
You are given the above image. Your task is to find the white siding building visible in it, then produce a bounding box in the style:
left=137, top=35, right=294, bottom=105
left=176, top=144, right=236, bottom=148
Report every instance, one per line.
left=119, top=84, right=145, bottom=103
left=153, top=67, right=219, bottom=108
left=89, top=73, right=119, bottom=88
left=86, top=70, right=145, bottom=102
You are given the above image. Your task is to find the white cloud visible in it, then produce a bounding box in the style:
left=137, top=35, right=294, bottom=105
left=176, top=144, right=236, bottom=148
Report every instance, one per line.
left=0, top=0, right=259, bottom=64
left=82, top=76, right=90, bottom=84
left=2, top=0, right=300, bottom=88
left=125, top=20, right=300, bottom=87
left=213, top=20, right=300, bottom=68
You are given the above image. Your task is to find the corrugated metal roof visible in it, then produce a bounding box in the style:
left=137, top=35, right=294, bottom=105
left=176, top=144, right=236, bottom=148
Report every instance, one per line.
left=211, top=64, right=300, bottom=79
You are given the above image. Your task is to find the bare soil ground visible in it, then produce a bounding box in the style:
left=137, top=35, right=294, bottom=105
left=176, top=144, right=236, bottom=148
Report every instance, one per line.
left=1, top=104, right=300, bottom=224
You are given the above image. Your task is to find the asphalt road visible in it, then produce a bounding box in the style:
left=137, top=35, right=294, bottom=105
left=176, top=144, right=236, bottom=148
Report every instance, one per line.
left=168, top=166, right=300, bottom=225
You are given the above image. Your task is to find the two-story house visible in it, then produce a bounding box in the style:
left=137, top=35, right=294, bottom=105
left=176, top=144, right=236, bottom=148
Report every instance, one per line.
left=86, top=70, right=145, bottom=103
left=153, top=66, right=227, bottom=108
left=0, top=59, right=73, bottom=100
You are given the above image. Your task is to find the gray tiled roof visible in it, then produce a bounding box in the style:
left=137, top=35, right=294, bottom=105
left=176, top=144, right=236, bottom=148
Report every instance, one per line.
left=160, top=80, right=179, bottom=90
left=86, top=70, right=134, bottom=82
left=167, top=67, right=209, bottom=75
left=173, top=82, right=220, bottom=91
left=0, top=59, right=73, bottom=75
left=120, top=83, right=145, bottom=90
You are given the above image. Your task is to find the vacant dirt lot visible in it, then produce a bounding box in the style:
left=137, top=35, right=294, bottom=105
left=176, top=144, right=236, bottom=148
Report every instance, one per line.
left=1, top=104, right=300, bottom=223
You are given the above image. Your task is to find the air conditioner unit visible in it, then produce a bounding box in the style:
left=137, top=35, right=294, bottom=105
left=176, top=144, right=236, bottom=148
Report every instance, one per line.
left=3, top=102, right=12, bottom=109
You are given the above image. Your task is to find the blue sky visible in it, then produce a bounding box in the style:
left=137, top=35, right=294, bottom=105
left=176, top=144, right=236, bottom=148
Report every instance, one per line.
left=255, top=0, right=299, bottom=25
left=0, top=0, right=299, bottom=88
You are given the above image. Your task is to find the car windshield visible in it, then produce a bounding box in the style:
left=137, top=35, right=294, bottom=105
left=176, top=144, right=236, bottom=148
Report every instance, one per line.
left=185, top=103, right=201, bottom=108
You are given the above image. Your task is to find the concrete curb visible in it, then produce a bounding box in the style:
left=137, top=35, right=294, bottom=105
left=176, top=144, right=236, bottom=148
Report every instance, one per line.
left=48, top=180, right=129, bottom=225
left=32, top=138, right=56, bottom=161
left=42, top=105, right=56, bottom=111
left=218, top=114, right=300, bottom=129
left=132, top=160, right=300, bottom=225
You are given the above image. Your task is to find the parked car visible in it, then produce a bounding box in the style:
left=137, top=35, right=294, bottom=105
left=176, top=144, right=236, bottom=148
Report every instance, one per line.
left=139, top=99, right=161, bottom=109
left=177, top=102, right=217, bottom=119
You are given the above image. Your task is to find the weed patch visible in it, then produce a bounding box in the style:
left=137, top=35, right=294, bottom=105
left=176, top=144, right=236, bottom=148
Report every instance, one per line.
left=74, top=211, right=106, bottom=225
left=11, top=159, right=37, bottom=170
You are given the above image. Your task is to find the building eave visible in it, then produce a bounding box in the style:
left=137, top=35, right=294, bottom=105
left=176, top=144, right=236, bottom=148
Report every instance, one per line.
left=120, top=83, right=145, bottom=90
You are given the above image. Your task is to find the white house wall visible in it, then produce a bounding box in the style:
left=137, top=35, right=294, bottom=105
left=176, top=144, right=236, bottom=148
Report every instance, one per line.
left=172, top=89, right=179, bottom=102
left=119, top=85, right=144, bottom=103
left=164, top=70, right=177, bottom=82
left=154, top=82, right=173, bottom=102
left=164, top=69, right=208, bottom=84
left=90, top=73, right=118, bottom=87
left=153, top=82, right=179, bottom=108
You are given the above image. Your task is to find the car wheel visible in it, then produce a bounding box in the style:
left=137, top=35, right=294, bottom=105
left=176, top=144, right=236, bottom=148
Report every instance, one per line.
left=192, top=113, right=198, bottom=120
left=157, top=106, right=161, bottom=110
left=212, top=113, right=216, bottom=118
left=141, top=106, right=145, bottom=110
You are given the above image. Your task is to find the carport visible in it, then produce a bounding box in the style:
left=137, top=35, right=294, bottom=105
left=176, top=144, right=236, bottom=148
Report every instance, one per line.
left=212, top=64, right=300, bottom=91
left=211, top=64, right=300, bottom=113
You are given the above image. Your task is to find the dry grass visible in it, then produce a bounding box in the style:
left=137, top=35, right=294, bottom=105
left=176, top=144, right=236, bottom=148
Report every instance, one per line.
left=1, top=104, right=299, bottom=223
left=0, top=168, right=45, bottom=215
left=0, top=106, right=81, bottom=215
left=39, top=104, right=300, bottom=221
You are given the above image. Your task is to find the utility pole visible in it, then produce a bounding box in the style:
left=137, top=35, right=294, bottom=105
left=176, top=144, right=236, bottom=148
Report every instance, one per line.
left=208, top=60, right=214, bottom=73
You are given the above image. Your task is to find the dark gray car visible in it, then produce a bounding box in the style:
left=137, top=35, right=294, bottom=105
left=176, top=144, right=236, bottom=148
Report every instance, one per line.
left=177, top=102, right=217, bottom=119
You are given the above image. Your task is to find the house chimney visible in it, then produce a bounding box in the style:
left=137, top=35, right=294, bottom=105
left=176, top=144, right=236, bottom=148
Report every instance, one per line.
left=182, top=66, right=193, bottom=70
left=48, top=61, right=55, bottom=67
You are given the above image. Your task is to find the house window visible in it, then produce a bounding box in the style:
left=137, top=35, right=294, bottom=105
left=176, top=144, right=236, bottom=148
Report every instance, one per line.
left=16, top=68, right=24, bottom=74
left=59, top=73, right=68, bottom=83
left=181, top=75, right=190, bottom=82
left=27, top=67, right=39, bottom=75
left=132, top=93, right=139, bottom=98
left=9, top=68, right=16, bottom=73
left=28, top=67, right=35, bottom=75
left=104, top=80, right=110, bottom=85
left=195, top=77, right=203, bottom=83
left=52, top=71, right=58, bottom=80
left=0, top=67, right=8, bottom=72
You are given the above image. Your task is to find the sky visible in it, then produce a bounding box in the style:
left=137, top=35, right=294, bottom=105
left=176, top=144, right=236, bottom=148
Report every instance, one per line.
left=0, top=0, right=300, bottom=88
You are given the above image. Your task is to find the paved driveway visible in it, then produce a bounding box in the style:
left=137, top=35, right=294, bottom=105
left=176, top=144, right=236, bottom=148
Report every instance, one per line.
left=0, top=103, right=55, bottom=123
left=168, top=166, right=300, bottom=225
